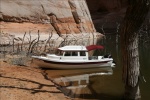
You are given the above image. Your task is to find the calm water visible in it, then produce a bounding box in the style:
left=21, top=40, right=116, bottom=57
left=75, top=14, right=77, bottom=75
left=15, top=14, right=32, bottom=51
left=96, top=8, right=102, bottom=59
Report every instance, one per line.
left=46, top=34, right=150, bottom=100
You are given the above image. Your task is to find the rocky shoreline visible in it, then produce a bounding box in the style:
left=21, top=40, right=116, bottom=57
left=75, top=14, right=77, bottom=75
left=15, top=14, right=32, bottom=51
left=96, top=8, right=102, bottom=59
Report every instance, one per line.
left=0, top=61, right=70, bottom=100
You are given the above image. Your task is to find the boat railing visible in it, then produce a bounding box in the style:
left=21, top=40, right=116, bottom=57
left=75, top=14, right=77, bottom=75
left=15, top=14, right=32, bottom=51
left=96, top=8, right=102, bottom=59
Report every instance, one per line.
left=89, top=56, right=98, bottom=60
left=61, top=56, right=88, bottom=60
left=89, top=56, right=104, bottom=60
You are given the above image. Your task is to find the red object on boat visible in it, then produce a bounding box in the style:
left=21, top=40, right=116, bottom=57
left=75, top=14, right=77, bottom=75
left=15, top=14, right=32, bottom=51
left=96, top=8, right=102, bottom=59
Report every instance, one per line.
left=86, top=45, right=104, bottom=51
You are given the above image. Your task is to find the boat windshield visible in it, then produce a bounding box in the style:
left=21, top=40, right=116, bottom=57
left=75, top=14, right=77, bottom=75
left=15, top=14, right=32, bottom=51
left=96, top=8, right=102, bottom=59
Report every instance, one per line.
left=64, top=51, right=78, bottom=56
left=56, top=50, right=63, bottom=56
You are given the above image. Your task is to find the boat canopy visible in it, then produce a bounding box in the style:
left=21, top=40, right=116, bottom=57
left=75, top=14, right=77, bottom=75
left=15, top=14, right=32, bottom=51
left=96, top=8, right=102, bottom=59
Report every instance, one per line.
left=58, top=45, right=87, bottom=51
left=58, top=45, right=104, bottom=51
left=86, top=45, right=104, bottom=51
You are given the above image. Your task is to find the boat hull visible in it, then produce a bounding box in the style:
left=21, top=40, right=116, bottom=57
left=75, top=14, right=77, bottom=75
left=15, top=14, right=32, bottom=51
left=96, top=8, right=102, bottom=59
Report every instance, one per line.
left=32, top=58, right=114, bottom=69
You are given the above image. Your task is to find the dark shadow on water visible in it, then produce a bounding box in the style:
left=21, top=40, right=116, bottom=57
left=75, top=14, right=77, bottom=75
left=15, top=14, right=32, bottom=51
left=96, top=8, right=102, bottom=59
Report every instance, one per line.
left=56, top=85, right=124, bottom=100
left=75, top=93, right=124, bottom=100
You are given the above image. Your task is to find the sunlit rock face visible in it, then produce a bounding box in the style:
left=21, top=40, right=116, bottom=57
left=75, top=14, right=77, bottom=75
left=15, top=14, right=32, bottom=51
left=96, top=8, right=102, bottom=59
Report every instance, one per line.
left=0, top=0, right=96, bottom=35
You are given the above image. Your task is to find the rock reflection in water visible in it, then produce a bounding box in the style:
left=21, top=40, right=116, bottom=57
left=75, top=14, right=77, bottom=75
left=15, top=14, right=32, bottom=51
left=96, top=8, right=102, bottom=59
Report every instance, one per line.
left=46, top=67, right=113, bottom=99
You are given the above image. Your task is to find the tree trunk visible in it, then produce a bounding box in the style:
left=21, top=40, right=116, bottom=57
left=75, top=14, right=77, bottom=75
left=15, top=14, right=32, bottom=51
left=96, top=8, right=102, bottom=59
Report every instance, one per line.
left=124, top=83, right=140, bottom=100
left=122, top=33, right=140, bottom=100
left=120, top=0, right=149, bottom=99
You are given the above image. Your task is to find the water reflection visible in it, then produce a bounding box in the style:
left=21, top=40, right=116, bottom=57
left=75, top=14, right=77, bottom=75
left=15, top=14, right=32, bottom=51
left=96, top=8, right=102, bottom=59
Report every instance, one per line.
left=46, top=67, right=114, bottom=99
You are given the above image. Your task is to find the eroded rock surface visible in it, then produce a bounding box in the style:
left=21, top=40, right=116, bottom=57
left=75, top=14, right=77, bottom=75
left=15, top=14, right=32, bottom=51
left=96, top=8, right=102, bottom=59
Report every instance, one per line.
left=0, top=0, right=96, bottom=35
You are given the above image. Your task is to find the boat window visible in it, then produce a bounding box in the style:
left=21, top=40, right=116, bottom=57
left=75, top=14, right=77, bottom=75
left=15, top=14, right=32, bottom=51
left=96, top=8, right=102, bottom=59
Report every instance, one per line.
left=64, top=52, right=71, bottom=56
left=72, top=52, right=78, bottom=56
left=80, top=51, right=86, bottom=56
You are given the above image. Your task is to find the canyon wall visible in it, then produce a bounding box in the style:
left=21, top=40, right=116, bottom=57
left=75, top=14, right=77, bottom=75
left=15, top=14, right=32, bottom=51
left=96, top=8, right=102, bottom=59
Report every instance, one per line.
left=0, top=0, right=96, bottom=36
left=1, top=0, right=149, bottom=41
left=86, top=0, right=128, bottom=33
left=86, top=0, right=149, bottom=33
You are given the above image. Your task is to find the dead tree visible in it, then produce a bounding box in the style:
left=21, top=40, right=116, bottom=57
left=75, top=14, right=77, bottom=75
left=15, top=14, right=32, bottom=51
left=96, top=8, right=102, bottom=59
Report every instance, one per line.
left=21, top=32, right=26, bottom=51
left=12, top=37, right=15, bottom=52
left=43, top=31, right=53, bottom=52
left=17, top=43, right=20, bottom=53
left=58, top=34, right=68, bottom=47
left=119, top=0, right=149, bottom=99
left=27, top=31, right=32, bottom=44
left=30, top=31, right=40, bottom=54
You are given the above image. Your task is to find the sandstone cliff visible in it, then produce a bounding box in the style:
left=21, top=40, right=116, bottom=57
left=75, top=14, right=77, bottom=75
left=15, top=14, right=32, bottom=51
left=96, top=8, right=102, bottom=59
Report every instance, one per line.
left=0, top=0, right=96, bottom=36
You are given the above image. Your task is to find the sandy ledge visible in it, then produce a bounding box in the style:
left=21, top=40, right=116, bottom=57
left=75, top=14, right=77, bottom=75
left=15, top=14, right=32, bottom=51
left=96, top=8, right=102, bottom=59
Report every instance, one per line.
left=0, top=61, right=70, bottom=100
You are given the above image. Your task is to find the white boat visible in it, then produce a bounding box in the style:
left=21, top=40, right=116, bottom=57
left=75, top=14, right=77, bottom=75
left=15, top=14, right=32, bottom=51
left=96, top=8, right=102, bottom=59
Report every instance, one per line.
left=32, top=45, right=115, bottom=69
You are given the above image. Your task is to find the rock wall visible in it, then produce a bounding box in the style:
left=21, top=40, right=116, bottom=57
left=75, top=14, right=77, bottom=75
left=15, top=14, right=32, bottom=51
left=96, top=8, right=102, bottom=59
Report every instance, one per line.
left=0, top=0, right=96, bottom=35
left=86, top=0, right=128, bottom=13
left=86, top=0, right=149, bottom=34
left=86, top=0, right=128, bottom=33
left=1, top=0, right=149, bottom=36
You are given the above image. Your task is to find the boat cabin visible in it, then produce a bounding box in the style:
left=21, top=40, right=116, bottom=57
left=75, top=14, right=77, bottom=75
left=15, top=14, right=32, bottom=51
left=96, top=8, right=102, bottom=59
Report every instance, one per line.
left=47, top=45, right=104, bottom=61
left=57, top=46, right=88, bottom=60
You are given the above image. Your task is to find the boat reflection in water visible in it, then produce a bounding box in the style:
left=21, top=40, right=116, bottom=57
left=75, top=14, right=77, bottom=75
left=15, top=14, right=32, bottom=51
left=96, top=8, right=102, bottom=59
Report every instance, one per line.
left=46, top=67, right=113, bottom=99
